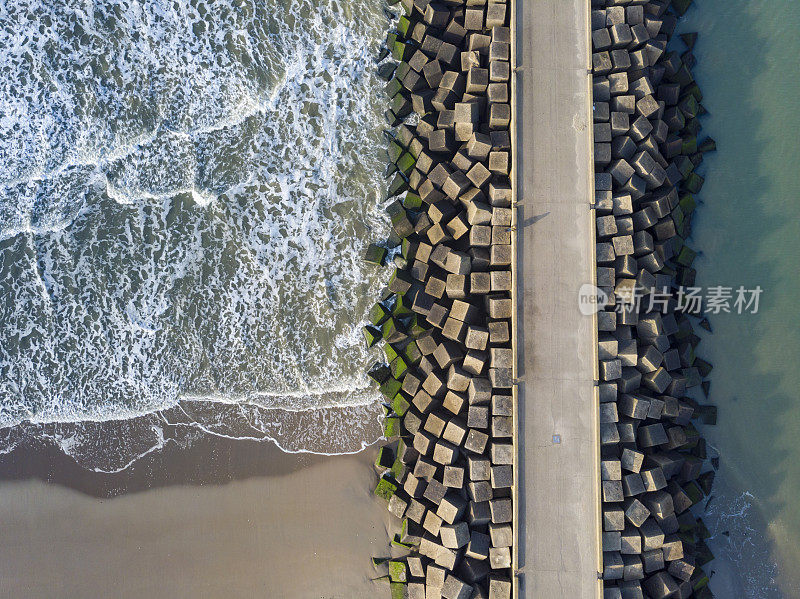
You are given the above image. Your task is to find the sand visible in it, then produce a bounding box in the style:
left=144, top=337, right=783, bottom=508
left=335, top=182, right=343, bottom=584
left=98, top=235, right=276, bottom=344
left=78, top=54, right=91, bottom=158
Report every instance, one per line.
left=0, top=435, right=390, bottom=599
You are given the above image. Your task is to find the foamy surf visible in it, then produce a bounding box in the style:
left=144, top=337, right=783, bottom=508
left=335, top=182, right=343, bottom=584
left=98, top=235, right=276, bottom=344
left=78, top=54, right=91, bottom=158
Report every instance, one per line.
left=0, top=0, right=389, bottom=469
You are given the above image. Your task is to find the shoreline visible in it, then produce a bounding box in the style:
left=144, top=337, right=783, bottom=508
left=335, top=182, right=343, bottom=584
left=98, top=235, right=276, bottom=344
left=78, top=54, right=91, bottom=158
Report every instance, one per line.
left=0, top=431, right=390, bottom=598
left=0, top=398, right=384, bottom=477
left=365, top=0, right=516, bottom=595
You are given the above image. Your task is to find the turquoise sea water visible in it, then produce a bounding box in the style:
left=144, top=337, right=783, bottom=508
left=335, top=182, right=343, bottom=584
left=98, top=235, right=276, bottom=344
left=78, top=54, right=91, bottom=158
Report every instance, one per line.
left=682, top=2, right=800, bottom=596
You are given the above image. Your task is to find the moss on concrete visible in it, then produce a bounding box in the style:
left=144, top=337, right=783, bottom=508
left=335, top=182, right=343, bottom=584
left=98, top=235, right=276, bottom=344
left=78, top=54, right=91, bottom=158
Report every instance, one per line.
left=363, top=325, right=381, bottom=348
left=396, top=152, right=415, bottom=176
left=379, top=376, right=402, bottom=399
left=383, top=415, right=401, bottom=437
left=391, top=392, right=410, bottom=416
left=374, top=476, right=398, bottom=501
left=370, top=302, right=391, bottom=326
left=390, top=582, right=408, bottom=599
left=388, top=561, right=407, bottom=583
left=364, top=243, right=387, bottom=266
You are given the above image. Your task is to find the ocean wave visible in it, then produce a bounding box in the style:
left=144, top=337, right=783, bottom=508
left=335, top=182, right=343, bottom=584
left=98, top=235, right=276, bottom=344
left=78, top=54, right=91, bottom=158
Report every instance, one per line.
left=0, top=0, right=389, bottom=464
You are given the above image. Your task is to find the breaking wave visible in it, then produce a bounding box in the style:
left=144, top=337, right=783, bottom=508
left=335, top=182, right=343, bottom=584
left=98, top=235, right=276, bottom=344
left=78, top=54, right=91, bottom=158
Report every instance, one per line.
left=0, top=0, right=388, bottom=469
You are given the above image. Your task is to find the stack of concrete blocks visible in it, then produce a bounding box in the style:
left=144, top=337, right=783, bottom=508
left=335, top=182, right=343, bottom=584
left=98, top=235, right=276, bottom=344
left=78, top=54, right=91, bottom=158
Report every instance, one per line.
left=591, top=1, right=717, bottom=598
left=366, top=0, right=514, bottom=597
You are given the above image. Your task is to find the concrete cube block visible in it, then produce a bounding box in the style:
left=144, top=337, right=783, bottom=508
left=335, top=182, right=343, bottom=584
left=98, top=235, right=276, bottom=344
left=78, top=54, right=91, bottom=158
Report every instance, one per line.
left=468, top=501, right=492, bottom=527
left=443, top=390, right=467, bottom=415
left=491, top=442, right=512, bottom=465
left=485, top=2, right=506, bottom=28
left=467, top=480, right=493, bottom=503
left=468, top=455, right=491, bottom=481
left=489, top=523, right=512, bottom=548
left=604, top=530, right=622, bottom=552
left=488, top=575, right=511, bottom=599
left=604, top=551, right=624, bottom=580
left=433, top=440, right=460, bottom=465
left=604, top=506, right=625, bottom=532
left=443, top=418, right=468, bottom=445
left=603, top=480, right=624, bottom=503
left=467, top=404, right=490, bottom=429
left=424, top=510, right=444, bottom=536
left=466, top=67, right=489, bottom=94
left=620, top=527, right=642, bottom=554
left=601, top=459, right=622, bottom=481
left=643, top=572, right=679, bottom=599
left=640, top=518, right=665, bottom=552
left=489, top=546, right=511, bottom=569
left=491, top=465, right=513, bottom=488
left=470, top=271, right=492, bottom=294
left=488, top=320, right=510, bottom=344
left=440, top=522, right=471, bottom=549
left=466, top=530, right=491, bottom=560
left=624, top=498, right=650, bottom=528
left=437, top=493, right=468, bottom=524
left=641, top=548, right=664, bottom=574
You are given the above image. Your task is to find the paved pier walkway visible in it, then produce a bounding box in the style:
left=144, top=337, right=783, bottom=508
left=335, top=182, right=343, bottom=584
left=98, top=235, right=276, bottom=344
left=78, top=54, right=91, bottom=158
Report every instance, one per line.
left=513, top=0, right=601, bottom=596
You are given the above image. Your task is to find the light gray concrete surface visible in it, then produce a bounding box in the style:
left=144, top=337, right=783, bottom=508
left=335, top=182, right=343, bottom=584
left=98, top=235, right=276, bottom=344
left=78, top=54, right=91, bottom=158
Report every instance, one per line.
left=514, top=0, right=601, bottom=597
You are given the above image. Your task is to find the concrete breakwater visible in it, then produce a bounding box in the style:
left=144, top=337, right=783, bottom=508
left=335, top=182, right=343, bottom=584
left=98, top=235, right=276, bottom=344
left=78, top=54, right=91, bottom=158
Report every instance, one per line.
left=591, top=1, right=718, bottom=597
left=363, top=0, right=514, bottom=596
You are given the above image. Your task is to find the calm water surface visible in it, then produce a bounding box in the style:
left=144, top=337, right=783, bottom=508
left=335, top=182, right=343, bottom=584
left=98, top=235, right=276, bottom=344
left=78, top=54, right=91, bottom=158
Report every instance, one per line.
left=683, top=1, right=800, bottom=596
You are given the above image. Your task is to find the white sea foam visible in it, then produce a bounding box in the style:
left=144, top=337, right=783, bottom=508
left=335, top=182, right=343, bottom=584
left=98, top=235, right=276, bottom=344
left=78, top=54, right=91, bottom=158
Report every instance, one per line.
left=0, top=0, right=389, bottom=468
left=705, top=490, right=781, bottom=597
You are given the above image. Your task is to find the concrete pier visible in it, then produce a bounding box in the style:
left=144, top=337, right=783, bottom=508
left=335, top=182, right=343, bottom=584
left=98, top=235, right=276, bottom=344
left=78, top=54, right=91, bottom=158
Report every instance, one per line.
left=514, top=0, right=602, bottom=596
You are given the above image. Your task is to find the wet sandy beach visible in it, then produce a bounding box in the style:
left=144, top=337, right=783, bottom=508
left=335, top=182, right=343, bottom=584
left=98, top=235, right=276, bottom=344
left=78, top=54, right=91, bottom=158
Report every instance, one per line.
left=0, top=435, right=389, bottom=598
